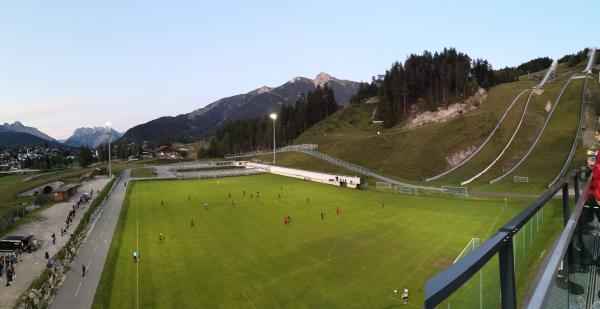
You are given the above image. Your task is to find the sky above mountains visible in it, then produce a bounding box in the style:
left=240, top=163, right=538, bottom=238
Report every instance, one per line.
left=1, top=0, right=599, bottom=139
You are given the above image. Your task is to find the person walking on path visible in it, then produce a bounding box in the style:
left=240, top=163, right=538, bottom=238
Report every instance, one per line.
left=52, top=233, right=56, bottom=245
left=82, top=264, right=86, bottom=277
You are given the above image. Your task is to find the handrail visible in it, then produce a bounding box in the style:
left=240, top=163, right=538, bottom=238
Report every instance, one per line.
left=425, top=230, right=509, bottom=308
left=526, top=175, right=592, bottom=308
left=424, top=171, right=580, bottom=309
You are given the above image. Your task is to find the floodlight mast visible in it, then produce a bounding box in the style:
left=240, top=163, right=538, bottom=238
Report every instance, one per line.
left=270, top=113, right=277, bottom=164
left=105, top=122, right=112, bottom=178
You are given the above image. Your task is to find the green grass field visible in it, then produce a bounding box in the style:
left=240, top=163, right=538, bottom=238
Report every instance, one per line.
left=130, top=167, right=156, bottom=178
left=92, top=174, right=562, bottom=308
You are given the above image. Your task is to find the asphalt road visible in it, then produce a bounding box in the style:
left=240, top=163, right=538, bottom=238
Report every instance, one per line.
left=51, top=170, right=130, bottom=309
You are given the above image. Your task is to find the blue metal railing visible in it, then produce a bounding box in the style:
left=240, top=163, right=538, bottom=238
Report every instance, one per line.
left=424, top=171, right=585, bottom=309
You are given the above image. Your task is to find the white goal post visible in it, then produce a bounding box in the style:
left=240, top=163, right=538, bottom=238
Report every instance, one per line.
left=376, top=182, right=392, bottom=190
left=454, top=237, right=481, bottom=264
left=513, top=176, right=529, bottom=183
left=451, top=237, right=483, bottom=309
left=394, top=185, right=418, bottom=196
left=442, top=186, right=468, bottom=198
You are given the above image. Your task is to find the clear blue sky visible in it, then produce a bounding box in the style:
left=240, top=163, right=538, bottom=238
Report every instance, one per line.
left=1, top=1, right=598, bottom=139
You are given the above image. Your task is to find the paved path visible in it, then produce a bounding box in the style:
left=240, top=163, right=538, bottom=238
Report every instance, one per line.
left=0, top=176, right=110, bottom=309
left=51, top=170, right=130, bottom=309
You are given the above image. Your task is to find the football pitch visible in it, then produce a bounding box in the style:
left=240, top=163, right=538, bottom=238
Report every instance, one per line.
left=92, top=174, right=539, bottom=308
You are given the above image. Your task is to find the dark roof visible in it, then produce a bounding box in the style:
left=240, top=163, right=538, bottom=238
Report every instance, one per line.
left=154, top=145, right=177, bottom=152
left=54, top=183, right=79, bottom=193
left=2, top=235, right=32, bottom=241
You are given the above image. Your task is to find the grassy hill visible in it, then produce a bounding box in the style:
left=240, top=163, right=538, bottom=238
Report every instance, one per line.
left=260, top=60, right=590, bottom=193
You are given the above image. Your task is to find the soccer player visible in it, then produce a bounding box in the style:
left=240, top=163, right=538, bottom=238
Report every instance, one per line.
left=320, top=212, right=325, bottom=220
left=133, top=251, right=138, bottom=262
left=228, top=192, right=231, bottom=199
left=243, top=190, right=246, bottom=197
left=204, top=202, right=208, bottom=210
left=159, top=232, right=164, bottom=243
left=402, top=287, right=409, bottom=304
left=336, top=207, right=340, bottom=215
left=278, top=193, right=281, bottom=201
left=256, top=192, right=260, bottom=199
left=381, top=201, right=385, bottom=208
left=161, top=200, right=164, bottom=207
left=190, top=219, right=195, bottom=227
left=306, top=197, right=310, bottom=204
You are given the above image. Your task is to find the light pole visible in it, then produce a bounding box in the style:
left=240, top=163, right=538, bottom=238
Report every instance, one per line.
left=270, top=113, right=277, bottom=164
left=105, top=122, right=113, bottom=178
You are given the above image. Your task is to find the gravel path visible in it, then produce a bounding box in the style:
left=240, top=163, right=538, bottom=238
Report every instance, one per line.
left=51, top=170, right=130, bottom=309
left=0, top=176, right=110, bottom=309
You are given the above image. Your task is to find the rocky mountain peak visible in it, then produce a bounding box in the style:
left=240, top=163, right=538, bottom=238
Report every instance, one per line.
left=257, top=86, right=271, bottom=94
left=313, top=72, right=335, bottom=87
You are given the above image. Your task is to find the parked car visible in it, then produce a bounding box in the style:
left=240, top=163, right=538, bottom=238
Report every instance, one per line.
left=0, top=235, right=41, bottom=253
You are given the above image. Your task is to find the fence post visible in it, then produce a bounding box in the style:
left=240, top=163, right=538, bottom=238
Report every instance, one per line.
left=573, top=172, right=580, bottom=203
left=562, top=182, right=569, bottom=226
left=499, top=237, right=517, bottom=309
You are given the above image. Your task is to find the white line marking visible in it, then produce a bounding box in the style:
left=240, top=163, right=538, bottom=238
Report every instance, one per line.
left=93, top=243, right=99, bottom=252
left=74, top=282, right=82, bottom=297
left=99, top=231, right=104, bottom=239
left=87, top=259, right=92, bottom=269
left=136, top=184, right=140, bottom=309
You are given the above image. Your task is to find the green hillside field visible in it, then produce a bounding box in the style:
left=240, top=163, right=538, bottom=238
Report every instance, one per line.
left=257, top=61, right=589, bottom=194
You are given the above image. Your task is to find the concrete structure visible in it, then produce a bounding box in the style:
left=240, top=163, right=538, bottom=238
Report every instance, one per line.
left=245, top=162, right=361, bottom=188
left=52, top=183, right=79, bottom=202
left=17, top=181, right=64, bottom=197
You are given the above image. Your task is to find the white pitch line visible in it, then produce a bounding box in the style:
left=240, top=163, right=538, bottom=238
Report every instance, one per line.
left=74, top=281, right=82, bottom=297
left=136, top=184, right=140, bottom=309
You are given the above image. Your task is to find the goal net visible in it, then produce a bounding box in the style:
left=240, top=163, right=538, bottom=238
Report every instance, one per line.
left=513, top=176, right=529, bottom=183
left=444, top=237, right=483, bottom=309
left=394, top=185, right=418, bottom=196
left=442, top=186, right=468, bottom=198
left=376, top=182, right=392, bottom=190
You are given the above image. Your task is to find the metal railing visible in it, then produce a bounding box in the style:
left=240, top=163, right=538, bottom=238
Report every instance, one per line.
left=224, top=144, right=318, bottom=158
left=225, top=145, right=443, bottom=191
left=424, top=171, right=584, bottom=309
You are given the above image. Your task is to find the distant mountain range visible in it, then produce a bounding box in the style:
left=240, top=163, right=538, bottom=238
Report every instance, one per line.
left=121, top=72, right=360, bottom=143
left=0, top=132, right=64, bottom=149
left=0, top=121, right=57, bottom=142
left=64, top=127, right=122, bottom=148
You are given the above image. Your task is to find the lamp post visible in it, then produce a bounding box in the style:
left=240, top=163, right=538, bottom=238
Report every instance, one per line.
left=105, top=122, right=113, bottom=178
left=270, top=113, right=277, bottom=164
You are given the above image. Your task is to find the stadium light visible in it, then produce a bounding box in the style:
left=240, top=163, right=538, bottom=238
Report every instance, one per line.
left=270, top=113, right=277, bottom=164
left=105, top=121, right=113, bottom=178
